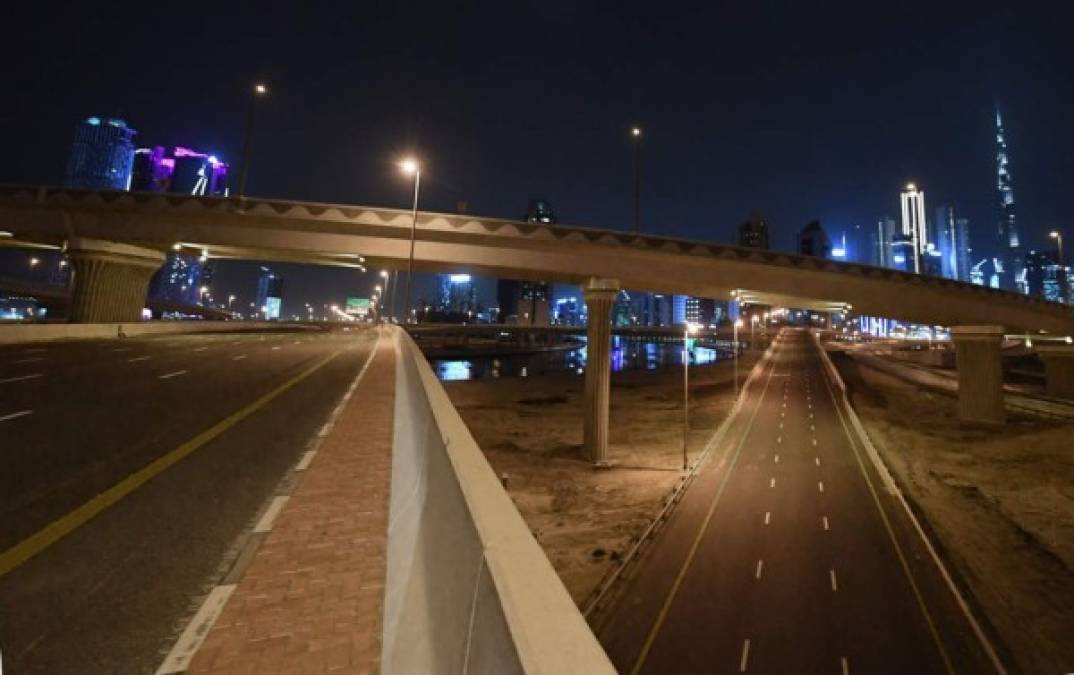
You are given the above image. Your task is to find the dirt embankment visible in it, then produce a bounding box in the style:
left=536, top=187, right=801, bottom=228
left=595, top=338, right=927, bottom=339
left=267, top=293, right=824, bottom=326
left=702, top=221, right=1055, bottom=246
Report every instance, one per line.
left=443, top=354, right=757, bottom=606
left=833, top=353, right=1074, bottom=675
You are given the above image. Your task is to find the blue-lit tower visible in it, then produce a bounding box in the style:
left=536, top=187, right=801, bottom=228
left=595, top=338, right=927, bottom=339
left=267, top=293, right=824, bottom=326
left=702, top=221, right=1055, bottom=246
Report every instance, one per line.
left=994, top=107, right=1024, bottom=292
left=64, top=117, right=137, bottom=190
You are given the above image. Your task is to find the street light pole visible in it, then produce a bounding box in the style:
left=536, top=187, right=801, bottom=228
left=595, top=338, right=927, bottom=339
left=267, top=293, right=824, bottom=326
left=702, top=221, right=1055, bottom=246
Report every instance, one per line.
left=236, top=82, right=268, bottom=200
left=631, top=127, right=642, bottom=235
left=400, top=159, right=421, bottom=324
left=734, top=318, right=743, bottom=397
left=682, top=322, right=697, bottom=471
left=1051, top=230, right=1065, bottom=267
left=379, top=270, right=390, bottom=322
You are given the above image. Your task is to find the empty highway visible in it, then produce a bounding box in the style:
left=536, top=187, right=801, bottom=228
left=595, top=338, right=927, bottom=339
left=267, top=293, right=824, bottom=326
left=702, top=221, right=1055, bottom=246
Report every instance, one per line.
left=599, top=329, right=1002, bottom=674
left=0, top=326, right=377, bottom=674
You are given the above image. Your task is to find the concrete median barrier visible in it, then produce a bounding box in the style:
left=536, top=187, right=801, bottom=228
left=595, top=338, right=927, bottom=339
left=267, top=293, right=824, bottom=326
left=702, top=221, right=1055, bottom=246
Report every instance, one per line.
left=383, top=327, right=615, bottom=675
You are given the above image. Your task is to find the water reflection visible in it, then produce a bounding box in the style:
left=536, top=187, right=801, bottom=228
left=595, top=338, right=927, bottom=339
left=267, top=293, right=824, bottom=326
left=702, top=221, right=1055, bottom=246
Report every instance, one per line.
left=432, top=336, right=726, bottom=381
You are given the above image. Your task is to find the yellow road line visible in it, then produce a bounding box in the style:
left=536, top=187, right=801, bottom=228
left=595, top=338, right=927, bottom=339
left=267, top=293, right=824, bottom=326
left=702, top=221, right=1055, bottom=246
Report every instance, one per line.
left=818, top=343, right=956, bottom=675
left=630, top=346, right=780, bottom=674
left=0, top=348, right=351, bottom=578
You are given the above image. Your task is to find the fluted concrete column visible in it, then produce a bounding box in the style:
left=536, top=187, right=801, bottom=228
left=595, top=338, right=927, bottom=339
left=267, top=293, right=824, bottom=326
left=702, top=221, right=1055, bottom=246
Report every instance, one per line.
left=1036, top=344, right=1074, bottom=400
left=67, top=238, right=165, bottom=323
left=950, top=325, right=1005, bottom=425
left=583, top=277, right=619, bottom=466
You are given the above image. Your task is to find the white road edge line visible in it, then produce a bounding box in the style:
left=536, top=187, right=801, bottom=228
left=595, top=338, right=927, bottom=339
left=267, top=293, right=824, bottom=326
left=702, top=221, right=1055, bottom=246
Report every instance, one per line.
left=830, top=568, right=838, bottom=591
left=158, top=370, right=187, bottom=380
left=155, top=584, right=236, bottom=675
left=841, top=656, right=850, bottom=675
left=0, top=410, right=33, bottom=422
left=11, top=357, right=45, bottom=364
left=818, top=481, right=825, bottom=493
left=755, top=560, right=763, bottom=579
left=128, top=356, right=151, bottom=362
left=764, top=511, right=770, bottom=525
left=0, top=373, right=43, bottom=384
left=739, top=639, right=750, bottom=672
left=254, top=495, right=290, bottom=533
left=232, top=354, right=247, bottom=361
left=295, top=450, right=316, bottom=471
left=823, top=516, right=830, bottom=531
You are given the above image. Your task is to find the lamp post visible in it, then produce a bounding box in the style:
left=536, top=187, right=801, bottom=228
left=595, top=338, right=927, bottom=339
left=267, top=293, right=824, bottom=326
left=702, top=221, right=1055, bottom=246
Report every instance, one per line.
left=1050, top=230, right=1065, bottom=267
left=236, top=82, right=269, bottom=200
left=630, top=126, right=642, bottom=235
left=400, top=158, right=421, bottom=324
left=682, top=322, right=699, bottom=471
left=379, top=270, right=390, bottom=321
left=733, top=318, right=744, bottom=396
left=374, top=285, right=382, bottom=321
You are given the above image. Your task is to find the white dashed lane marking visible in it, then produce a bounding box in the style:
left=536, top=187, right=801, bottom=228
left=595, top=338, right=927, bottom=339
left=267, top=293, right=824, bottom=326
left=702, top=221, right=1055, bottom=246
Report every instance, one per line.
left=11, top=357, right=44, bottom=364
left=830, top=569, right=838, bottom=591
left=0, top=410, right=33, bottom=422
left=755, top=560, right=764, bottom=579
left=233, top=354, right=247, bottom=361
left=128, top=356, right=152, bottom=362
left=159, top=370, right=187, bottom=380
left=770, top=477, right=776, bottom=488
left=823, top=516, right=830, bottom=531
left=818, top=481, right=825, bottom=493
left=764, top=511, right=770, bottom=525
left=739, top=639, right=751, bottom=672
left=0, top=373, right=43, bottom=384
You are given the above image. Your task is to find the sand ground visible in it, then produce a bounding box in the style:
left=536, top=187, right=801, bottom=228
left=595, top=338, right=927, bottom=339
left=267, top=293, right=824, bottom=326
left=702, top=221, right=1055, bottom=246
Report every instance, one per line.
left=833, top=353, right=1074, bottom=675
left=443, top=352, right=759, bottom=607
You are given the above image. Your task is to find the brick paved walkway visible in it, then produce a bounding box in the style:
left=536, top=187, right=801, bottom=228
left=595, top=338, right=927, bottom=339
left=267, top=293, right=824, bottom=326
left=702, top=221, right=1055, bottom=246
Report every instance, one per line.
left=188, top=336, right=395, bottom=674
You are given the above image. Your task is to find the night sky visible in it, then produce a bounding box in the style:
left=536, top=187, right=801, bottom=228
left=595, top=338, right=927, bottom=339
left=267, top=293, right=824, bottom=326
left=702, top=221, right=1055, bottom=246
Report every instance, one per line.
left=3, top=2, right=1073, bottom=314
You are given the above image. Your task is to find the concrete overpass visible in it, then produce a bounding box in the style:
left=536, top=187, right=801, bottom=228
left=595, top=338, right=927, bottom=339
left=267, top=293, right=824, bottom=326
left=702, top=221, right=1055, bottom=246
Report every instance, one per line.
left=2, top=184, right=1073, bottom=434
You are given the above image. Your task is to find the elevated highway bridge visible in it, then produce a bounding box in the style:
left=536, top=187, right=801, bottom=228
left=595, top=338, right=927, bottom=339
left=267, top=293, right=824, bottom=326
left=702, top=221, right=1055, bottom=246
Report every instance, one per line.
left=2, top=185, right=1073, bottom=436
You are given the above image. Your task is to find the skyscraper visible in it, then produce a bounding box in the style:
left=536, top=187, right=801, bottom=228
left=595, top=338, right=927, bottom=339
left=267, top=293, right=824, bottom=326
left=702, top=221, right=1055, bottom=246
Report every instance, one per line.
left=872, top=216, right=898, bottom=268
left=739, top=211, right=770, bottom=249
left=131, top=146, right=229, bottom=195
left=994, top=107, right=1025, bottom=292
left=1025, top=250, right=1068, bottom=304
left=64, top=117, right=137, bottom=190
left=934, top=205, right=972, bottom=281
left=899, top=183, right=928, bottom=273
left=256, top=267, right=284, bottom=319
left=797, top=220, right=832, bottom=259
left=496, top=199, right=555, bottom=323
left=438, top=274, right=477, bottom=315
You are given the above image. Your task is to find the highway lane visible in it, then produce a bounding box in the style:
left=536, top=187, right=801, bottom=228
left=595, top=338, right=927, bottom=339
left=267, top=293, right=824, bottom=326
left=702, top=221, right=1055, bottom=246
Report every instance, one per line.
left=0, top=326, right=377, bottom=674
left=599, top=329, right=999, bottom=674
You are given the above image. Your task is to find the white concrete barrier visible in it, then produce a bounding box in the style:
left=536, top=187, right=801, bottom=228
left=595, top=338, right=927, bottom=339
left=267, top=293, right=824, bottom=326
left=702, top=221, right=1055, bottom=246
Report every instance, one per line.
left=383, top=327, right=615, bottom=675
left=0, top=321, right=315, bottom=345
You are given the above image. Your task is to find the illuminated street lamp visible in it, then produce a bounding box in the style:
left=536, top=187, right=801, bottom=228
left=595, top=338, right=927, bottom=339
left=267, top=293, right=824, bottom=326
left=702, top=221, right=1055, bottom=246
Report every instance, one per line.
left=236, top=82, right=269, bottom=199
left=379, top=270, right=391, bottom=321
left=682, top=322, right=700, bottom=471
left=1050, top=230, right=1065, bottom=267
left=228, top=294, right=236, bottom=310
left=400, top=158, right=421, bottom=323
left=734, top=318, right=744, bottom=396
left=630, top=125, right=642, bottom=235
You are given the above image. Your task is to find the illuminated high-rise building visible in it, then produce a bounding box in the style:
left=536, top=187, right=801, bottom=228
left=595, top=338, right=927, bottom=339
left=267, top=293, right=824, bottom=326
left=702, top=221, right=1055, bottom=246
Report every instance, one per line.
left=439, top=274, right=477, bottom=315
left=899, top=183, right=928, bottom=273
left=64, top=117, right=137, bottom=190
left=872, top=216, right=898, bottom=268
left=797, top=220, right=832, bottom=259
left=131, top=146, right=229, bottom=195
left=1025, top=250, right=1068, bottom=304
left=994, top=107, right=1025, bottom=292
left=934, top=205, right=972, bottom=281
left=256, top=267, right=284, bottom=319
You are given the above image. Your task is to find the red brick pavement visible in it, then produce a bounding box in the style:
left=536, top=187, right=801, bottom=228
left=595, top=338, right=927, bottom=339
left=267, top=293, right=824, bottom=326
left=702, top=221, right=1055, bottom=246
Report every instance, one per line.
left=188, top=336, right=395, bottom=674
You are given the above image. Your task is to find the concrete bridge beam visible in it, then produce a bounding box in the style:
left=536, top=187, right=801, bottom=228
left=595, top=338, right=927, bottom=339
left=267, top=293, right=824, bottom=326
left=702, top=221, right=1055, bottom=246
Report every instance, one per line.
left=67, top=238, right=165, bottom=323
left=1036, top=344, right=1074, bottom=400
left=583, top=277, right=619, bottom=466
left=950, top=325, right=1006, bottom=426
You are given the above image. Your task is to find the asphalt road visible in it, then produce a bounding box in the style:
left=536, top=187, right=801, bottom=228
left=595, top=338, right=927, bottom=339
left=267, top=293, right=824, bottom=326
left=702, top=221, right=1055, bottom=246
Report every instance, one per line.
left=599, top=329, right=1002, bottom=675
left=0, top=326, right=377, bottom=674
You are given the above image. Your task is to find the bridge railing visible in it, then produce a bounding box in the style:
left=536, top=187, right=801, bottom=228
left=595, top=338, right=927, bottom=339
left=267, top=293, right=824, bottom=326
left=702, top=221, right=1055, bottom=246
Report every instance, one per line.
left=383, top=326, right=614, bottom=674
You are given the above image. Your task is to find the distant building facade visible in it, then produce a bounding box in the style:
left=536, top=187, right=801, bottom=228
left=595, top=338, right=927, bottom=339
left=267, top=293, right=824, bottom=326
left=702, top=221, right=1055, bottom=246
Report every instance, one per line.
left=994, top=108, right=1025, bottom=293
left=738, top=211, right=770, bottom=249
left=934, top=205, right=972, bottom=281
left=256, top=266, right=284, bottom=319
left=131, top=146, right=229, bottom=195
left=64, top=117, right=137, bottom=190
left=899, top=183, right=928, bottom=274
left=798, top=220, right=832, bottom=259
left=1025, top=250, right=1068, bottom=304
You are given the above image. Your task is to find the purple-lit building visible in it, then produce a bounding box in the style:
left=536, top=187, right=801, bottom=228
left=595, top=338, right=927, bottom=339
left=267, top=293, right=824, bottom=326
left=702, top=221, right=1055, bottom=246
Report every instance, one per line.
left=131, top=146, right=229, bottom=196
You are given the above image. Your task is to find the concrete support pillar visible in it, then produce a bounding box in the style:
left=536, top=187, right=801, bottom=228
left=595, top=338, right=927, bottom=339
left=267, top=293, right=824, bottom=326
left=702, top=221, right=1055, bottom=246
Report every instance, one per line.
left=950, top=326, right=1006, bottom=425
left=583, top=277, right=620, bottom=466
left=1036, top=344, right=1074, bottom=400
left=67, top=238, right=165, bottom=323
